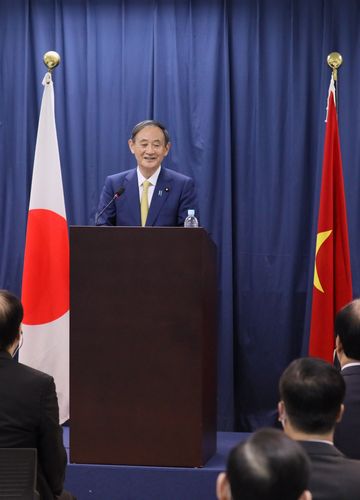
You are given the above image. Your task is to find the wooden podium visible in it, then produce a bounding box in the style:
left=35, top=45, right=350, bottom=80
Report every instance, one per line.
left=69, top=226, right=217, bottom=467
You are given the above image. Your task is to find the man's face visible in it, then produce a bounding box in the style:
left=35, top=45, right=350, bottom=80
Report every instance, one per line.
left=128, top=125, right=171, bottom=178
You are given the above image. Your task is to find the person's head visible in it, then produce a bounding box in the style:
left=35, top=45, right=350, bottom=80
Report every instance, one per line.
left=216, top=428, right=311, bottom=500
left=335, top=299, right=360, bottom=364
left=0, top=290, right=23, bottom=354
left=278, top=357, right=345, bottom=436
left=128, top=120, right=171, bottom=178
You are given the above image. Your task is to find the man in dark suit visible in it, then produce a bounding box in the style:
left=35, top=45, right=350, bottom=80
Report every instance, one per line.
left=278, top=357, right=360, bottom=500
left=0, top=290, right=74, bottom=500
left=216, top=428, right=311, bottom=500
left=96, top=120, right=199, bottom=227
left=334, top=299, right=360, bottom=459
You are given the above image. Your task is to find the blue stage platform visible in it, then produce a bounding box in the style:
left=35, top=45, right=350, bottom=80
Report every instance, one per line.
left=63, top=428, right=250, bottom=500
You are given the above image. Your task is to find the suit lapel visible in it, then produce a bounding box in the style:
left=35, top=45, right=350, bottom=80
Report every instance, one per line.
left=146, top=168, right=173, bottom=226
left=123, top=170, right=141, bottom=226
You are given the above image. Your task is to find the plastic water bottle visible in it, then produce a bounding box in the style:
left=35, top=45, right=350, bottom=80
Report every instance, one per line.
left=184, top=209, right=199, bottom=228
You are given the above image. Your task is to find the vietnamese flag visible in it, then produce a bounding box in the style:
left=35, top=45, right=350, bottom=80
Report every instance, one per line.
left=21, top=72, right=69, bottom=423
left=309, top=75, right=352, bottom=362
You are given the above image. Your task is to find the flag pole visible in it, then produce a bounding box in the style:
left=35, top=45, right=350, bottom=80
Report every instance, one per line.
left=327, top=51, right=342, bottom=81
left=43, top=50, right=61, bottom=72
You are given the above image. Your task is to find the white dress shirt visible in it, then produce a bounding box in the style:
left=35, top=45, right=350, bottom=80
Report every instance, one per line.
left=137, top=166, right=161, bottom=206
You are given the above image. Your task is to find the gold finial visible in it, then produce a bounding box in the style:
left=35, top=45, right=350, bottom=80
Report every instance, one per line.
left=327, top=52, right=343, bottom=81
left=43, top=51, right=61, bottom=72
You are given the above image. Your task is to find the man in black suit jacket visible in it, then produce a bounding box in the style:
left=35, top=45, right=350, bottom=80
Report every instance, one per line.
left=278, top=357, right=360, bottom=500
left=216, top=428, right=311, bottom=500
left=0, top=290, right=74, bottom=500
left=334, top=299, right=360, bottom=459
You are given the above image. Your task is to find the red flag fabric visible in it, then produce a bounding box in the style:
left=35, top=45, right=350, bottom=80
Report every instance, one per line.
left=20, top=72, right=69, bottom=423
left=309, top=76, right=352, bottom=362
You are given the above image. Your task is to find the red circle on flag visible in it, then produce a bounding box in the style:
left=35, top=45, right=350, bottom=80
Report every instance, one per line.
left=22, top=209, right=69, bottom=325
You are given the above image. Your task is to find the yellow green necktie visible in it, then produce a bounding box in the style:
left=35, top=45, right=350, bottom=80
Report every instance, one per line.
left=141, top=180, right=151, bottom=226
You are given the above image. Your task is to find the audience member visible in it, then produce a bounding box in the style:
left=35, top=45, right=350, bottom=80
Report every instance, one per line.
left=216, top=427, right=311, bottom=500
left=333, top=299, right=360, bottom=459
left=279, top=357, right=360, bottom=500
left=0, top=290, right=75, bottom=500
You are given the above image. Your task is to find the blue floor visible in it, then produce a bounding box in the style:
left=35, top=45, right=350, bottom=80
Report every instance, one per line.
left=63, top=428, right=250, bottom=500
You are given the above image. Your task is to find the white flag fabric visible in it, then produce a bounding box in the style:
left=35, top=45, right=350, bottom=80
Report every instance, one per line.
left=20, top=72, right=69, bottom=423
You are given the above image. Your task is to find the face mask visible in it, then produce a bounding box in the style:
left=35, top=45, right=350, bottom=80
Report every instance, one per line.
left=12, top=331, right=23, bottom=358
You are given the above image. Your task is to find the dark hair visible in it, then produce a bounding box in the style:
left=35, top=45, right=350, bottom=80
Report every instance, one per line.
left=130, top=120, right=170, bottom=145
left=335, top=299, right=360, bottom=360
left=279, top=357, right=345, bottom=433
left=0, top=290, right=23, bottom=351
left=227, top=428, right=310, bottom=500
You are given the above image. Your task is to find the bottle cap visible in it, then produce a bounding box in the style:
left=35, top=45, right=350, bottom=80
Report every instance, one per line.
left=188, top=209, right=195, bottom=216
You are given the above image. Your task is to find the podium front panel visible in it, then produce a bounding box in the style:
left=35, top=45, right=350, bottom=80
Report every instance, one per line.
left=70, top=227, right=217, bottom=466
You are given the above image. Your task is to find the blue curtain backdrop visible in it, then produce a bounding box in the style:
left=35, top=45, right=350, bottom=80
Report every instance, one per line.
left=1, top=0, right=360, bottom=431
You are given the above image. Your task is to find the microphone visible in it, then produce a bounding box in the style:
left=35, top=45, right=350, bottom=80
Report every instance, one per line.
left=95, top=187, right=125, bottom=225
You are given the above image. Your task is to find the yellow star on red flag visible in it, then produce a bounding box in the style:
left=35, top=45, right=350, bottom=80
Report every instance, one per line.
left=313, top=230, right=332, bottom=293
